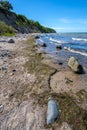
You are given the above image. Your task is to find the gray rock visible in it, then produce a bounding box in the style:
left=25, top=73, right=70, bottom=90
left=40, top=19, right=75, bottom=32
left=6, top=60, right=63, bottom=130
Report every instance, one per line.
left=0, top=105, right=4, bottom=113
left=68, top=57, right=83, bottom=74
left=2, top=66, right=7, bottom=71
left=8, top=39, right=15, bottom=43
left=47, top=98, right=59, bottom=124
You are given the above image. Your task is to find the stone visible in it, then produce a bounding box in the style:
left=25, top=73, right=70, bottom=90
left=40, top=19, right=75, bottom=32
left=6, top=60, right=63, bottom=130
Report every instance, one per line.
left=58, top=61, right=63, bottom=65
left=56, top=44, right=62, bottom=50
left=35, top=36, right=40, bottom=39
left=8, top=39, right=15, bottom=43
left=41, top=43, right=47, bottom=47
left=12, top=69, right=16, bottom=72
left=68, top=57, right=83, bottom=74
left=0, top=104, right=4, bottom=113
left=2, top=66, right=7, bottom=71
left=47, top=98, right=59, bottom=124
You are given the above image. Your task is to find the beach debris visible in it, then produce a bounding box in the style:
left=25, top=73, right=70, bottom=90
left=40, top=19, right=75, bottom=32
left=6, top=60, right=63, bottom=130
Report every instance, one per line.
left=8, top=39, right=15, bottom=43
left=47, top=97, right=59, bottom=125
left=68, top=57, right=83, bottom=74
left=0, top=104, right=4, bottom=113
left=56, top=44, right=62, bottom=50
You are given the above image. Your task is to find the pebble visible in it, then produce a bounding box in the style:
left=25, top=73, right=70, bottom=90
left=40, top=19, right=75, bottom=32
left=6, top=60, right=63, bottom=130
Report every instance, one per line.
left=0, top=105, right=4, bottom=113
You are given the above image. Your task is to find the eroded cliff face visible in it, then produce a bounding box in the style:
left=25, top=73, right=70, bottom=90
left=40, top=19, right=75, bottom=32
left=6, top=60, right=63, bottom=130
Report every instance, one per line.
left=0, top=8, right=41, bottom=33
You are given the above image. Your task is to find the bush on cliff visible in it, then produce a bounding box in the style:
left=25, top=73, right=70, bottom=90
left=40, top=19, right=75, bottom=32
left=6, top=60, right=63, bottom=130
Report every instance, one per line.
left=0, top=21, right=15, bottom=36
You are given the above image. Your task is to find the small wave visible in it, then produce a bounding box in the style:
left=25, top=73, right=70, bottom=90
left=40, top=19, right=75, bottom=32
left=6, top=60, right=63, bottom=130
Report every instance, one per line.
left=72, top=37, right=87, bottom=42
left=37, top=38, right=44, bottom=43
left=64, top=47, right=87, bottom=56
left=50, top=38, right=64, bottom=43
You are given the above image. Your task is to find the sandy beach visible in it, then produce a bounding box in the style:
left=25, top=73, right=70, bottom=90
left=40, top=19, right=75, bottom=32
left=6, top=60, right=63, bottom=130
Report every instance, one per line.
left=0, top=34, right=87, bottom=130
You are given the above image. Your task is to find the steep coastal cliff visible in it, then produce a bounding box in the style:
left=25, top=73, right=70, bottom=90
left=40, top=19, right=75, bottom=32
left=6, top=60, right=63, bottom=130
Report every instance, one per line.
left=0, top=7, right=56, bottom=34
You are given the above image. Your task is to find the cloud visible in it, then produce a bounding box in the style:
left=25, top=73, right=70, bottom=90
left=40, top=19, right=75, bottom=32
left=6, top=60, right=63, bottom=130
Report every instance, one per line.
left=59, top=18, right=87, bottom=24
left=52, top=27, right=65, bottom=30
left=59, top=18, right=71, bottom=23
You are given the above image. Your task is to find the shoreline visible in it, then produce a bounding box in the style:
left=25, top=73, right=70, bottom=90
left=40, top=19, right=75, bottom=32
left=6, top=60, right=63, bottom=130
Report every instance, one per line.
left=0, top=34, right=87, bottom=130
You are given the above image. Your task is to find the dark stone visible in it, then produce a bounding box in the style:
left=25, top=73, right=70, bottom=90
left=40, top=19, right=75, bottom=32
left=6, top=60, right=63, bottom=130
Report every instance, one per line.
left=58, top=62, right=63, bottom=65
left=8, top=39, right=15, bottom=43
left=56, top=45, right=62, bottom=50
left=12, top=69, right=16, bottom=72
left=41, top=43, right=47, bottom=47
left=35, top=36, right=40, bottom=39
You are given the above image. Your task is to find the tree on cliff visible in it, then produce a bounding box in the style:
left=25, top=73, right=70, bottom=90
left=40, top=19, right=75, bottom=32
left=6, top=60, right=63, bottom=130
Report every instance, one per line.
left=0, top=0, right=13, bottom=11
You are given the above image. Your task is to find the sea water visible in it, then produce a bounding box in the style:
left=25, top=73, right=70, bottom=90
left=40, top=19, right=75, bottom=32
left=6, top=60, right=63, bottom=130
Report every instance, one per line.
left=36, top=33, right=87, bottom=67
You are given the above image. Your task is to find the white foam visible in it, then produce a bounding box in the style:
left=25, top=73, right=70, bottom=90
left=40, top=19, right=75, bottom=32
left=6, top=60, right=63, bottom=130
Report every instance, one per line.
left=72, top=37, right=87, bottom=42
left=64, top=47, right=87, bottom=56
left=37, top=38, right=44, bottom=43
left=50, top=38, right=64, bottom=43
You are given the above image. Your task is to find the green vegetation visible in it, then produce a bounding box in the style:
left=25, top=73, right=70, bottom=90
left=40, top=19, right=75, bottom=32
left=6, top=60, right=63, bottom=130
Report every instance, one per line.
left=0, top=21, right=15, bottom=36
left=0, top=1, right=56, bottom=33
left=16, top=14, right=56, bottom=33
left=0, top=0, right=13, bottom=11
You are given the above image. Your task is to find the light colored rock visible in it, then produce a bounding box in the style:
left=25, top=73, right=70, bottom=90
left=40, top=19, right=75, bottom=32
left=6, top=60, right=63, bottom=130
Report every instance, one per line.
left=47, top=98, right=59, bottom=125
left=68, top=57, right=83, bottom=74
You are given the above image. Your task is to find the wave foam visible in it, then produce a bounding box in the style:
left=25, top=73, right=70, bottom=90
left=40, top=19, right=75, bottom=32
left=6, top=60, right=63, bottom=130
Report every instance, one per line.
left=64, top=47, right=87, bottom=56
left=72, top=37, right=87, bottom=42
left=37, top=38, right=44, bottom=43
left=50, top=38, right=64, bottom=43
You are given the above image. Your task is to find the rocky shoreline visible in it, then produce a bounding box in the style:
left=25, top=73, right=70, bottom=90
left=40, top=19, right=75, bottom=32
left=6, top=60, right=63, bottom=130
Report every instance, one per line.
left=0, top=34, right=87, bottom=130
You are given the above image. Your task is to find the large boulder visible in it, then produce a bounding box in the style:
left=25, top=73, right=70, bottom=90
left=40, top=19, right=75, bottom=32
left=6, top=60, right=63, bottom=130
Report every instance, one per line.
left=47, top=98, right=59, bottom=124
left=68, top=57, right=83, bottom=74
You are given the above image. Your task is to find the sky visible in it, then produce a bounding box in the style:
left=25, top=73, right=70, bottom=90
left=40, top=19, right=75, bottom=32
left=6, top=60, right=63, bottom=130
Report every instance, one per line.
left=8, top=0, right=87, bottom=32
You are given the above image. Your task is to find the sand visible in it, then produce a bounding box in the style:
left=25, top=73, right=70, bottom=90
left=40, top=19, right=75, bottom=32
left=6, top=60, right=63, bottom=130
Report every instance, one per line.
left=0, top=34, right=87, bottom=130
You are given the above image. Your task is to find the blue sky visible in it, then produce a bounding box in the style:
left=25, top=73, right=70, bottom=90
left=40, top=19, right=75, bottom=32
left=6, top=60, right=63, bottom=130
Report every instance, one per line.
left=8, top=0, right=87, bottom=32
